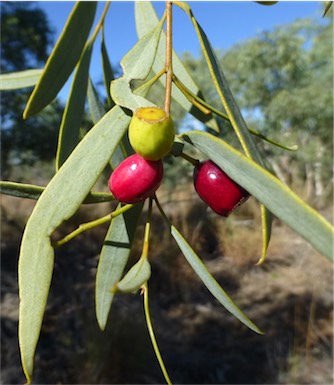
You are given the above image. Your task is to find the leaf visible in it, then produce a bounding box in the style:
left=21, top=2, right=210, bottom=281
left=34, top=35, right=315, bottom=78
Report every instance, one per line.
left=23, top=2, right=97, bottom=118
left=110, top=13, right=165, bottom=111
left=18, top=106, right=130, bottom=383
left=135, top=2, right=219, bottom=132
left=0, top=181, right=114, bottom=204
left=257, top=205, right=273, bottom=265
left=87, top=78, right=128, bottom=169
left=0, top=69, right=43, bottom=90
left=114, top=256, right=151, bottom=294
left=96, top=203, right=143, bottom=330
left=173, top=75, right=298, bottom=152
left=111, top=76, right=156, bottom=111
left=101, top=27, right=115, bottom=106
left=323, top=1, right=333, bottom=17
left=254, top=1, right=279, bottom=5
left=171, top=225, right=262, bottom=334
left=183, top=5, right=273, bottom=260
left=183, top=131, right=334, bottom=261
left=56, top=40, right=94, bottom=169
left=87, top=77, right=106, bottom=125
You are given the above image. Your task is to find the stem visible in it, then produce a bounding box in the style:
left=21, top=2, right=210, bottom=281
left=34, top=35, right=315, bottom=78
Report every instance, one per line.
left=141, top=198, right=153, bottom=258
left=153, top=194, right=172, bottom=227
left=134, top=67, right=166, bottom=96
left=180, top=152, right=199, bottom=166
left=90, top=1, right=111, bottom=42
left=164, top=1, right=173, bottom=114
left=142, top=283, right=173, bottom=385
left=53, top=203, right=134, bottom=247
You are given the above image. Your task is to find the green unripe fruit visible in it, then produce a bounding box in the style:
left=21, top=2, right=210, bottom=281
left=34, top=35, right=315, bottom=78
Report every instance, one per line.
left=129, top=107, right=175, bottom=161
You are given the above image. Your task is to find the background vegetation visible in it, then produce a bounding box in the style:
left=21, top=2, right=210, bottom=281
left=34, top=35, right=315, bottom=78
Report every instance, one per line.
left=1, top=2, right=332, bottom=384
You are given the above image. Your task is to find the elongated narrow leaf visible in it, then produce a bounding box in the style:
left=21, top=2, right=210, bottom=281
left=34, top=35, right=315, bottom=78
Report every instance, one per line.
left=101, top=28, right=115, bottom=106
left=135, top=2, right=219, bottom=132
left=87, top=78, right=106, bottom=125
left=171, top=225, right=262, bottom=334
left=19, top=106, right=130, bottom=383
left=23, top=2, right=97, bottom=118
left=87, top=78, right=131, bottom=169
left=257, top=205, right=273, bottom=265
left=182, top=4, right=272, bottom=260
left=56, top=41, right=94, bottom=169
left=96, top=203, right=143, bottom=330
left=115, top=257, right=151, bottom=293
left=0, top=181, right=114, bottom=204
left=123, top=15, right=165, bottom=81
left=0, top=69, right=43, bottom=90
left=110, top=14, right=164, bottom=111
left=323, top=1, right=332, bottom=17
left=183, top=131, right=334, bottom=261
left=111, top=77, right=156, bottom=111
left=87, top=79, right=128, bottom=168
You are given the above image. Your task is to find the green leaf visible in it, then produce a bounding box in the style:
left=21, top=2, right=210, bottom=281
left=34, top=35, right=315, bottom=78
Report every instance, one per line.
left=183, top=6, right=272, bottom=260
left=0, top=69, right=43, bottom=90
left=110, top=13, right=165, bottom=111
left=18, top=106, right=130, bottom=383
left=171, top=225, right=262, bottom=334
left=183, top=131, right=334, bottom=261
left=257, top=205, right=273, bottom=265
left=323, top=1, right=333, bottom=17
left=135, top=2, right=219, bottom=132
left=111, top=76, right=156, bottom=111
left=101, top=27, right=115, bottom=106
left=87, top=78, right=128, bottom=168
left=114, top=256, right=151, bottom=294
left=56, top=40, right=94, bottom=169
left=96, top=203, right=143, bottom=330
left=87, top=77, right=106, bottom=125
left=23, top=2, right=97, bottom=118
left=0, top=181, right=114, bottom=204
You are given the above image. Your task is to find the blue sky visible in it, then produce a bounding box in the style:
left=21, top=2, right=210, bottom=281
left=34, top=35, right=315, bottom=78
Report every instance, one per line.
left=38, top=1, right=324, bottom=101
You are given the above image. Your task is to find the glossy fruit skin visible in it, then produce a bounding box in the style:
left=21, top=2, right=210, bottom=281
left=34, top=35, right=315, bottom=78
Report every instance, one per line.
left=193, top=160, right=250, bottom=217
left=129, top=107, right=175, bottom=161
left=109, top=154, right=163, bottom=204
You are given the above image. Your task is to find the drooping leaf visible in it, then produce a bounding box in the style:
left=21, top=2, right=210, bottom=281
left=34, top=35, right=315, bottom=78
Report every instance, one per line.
left=323, top=1, right=333, bottom=17
left=56, top=40, right=94, bottom=169
left=101, top=27, right=115, bottom=106
left=183, top=131, right=334, bottom=261
left=110, top=13, right=165, bottom=111
left=182, top=4, right=272, bottom=261
left=135, top=2, right=219, bottom=132
left=87, top=77, right=106, bottom=125
left=87, top=78, right=128, bottom=169
left=96, top=202, right=143, bottom=330
left=0, top=181, right=114, bottom=204
left=172, top=75, right=298, bottom=151
left=23, top=2, right=97, bottom=118
left=18, top=106, right=130, bottom=383
left=256, top=205, right=273, bottom=265
left=0, top=69, right=43, bottom=90
left=171, top=225, right=263, bottom=334
left=114, top=256, right=151, bottom=293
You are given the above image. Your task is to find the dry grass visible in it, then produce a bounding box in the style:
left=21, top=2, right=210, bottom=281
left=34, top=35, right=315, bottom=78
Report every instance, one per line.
left=1, top=182, right=333, bottom=384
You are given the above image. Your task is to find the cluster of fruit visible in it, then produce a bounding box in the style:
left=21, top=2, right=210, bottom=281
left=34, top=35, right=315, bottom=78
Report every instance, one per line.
left=109, top=107, right=249, bottom=216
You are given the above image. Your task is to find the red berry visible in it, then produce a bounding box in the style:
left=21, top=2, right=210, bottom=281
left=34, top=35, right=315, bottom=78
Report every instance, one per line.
left=109, top=154, right=163, bottom=204
left=193, top=160, right=250, bottom=217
